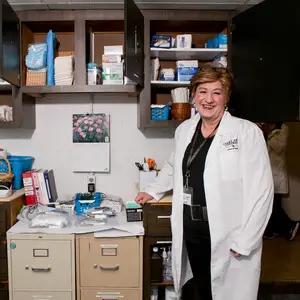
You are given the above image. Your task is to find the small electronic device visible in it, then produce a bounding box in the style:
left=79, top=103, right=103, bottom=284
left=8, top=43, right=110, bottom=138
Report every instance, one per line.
left=87, top=173, right=96, bottom=194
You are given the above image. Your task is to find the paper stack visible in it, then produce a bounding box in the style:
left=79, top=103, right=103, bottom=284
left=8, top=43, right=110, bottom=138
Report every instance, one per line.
left=54, top=56, right=74, bottom=85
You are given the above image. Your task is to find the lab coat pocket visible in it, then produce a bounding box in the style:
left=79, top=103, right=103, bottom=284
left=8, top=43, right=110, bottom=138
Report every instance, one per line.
left=220, top=150, right=240, bottom=181
left=229, top=253, right=242, bottom=269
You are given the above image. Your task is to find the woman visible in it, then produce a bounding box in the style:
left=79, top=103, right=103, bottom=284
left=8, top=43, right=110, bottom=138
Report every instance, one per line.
left=135, top=65, right=274, bottom=300
left=261, top=122, right=299, bottom=240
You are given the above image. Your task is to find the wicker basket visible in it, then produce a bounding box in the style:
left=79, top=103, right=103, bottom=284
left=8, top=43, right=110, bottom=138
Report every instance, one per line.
left=0, top=156, right=14, bottom=187
left=58, top=51, right=75, bottom=57
left=26, top=71, right=46, bottom=86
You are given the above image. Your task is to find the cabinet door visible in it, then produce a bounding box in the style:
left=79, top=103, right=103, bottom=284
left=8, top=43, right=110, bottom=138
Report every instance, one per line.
left=0, top=0, right=20, bottom=87
left=124, top=0, right=144, bottom=87
left=230, top=0, right=300, bottom=122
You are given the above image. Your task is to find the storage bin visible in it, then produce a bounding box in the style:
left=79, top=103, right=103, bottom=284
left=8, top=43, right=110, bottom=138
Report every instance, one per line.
left=0, top=156, right=34, bottom=190
left=151, top=105, right=170, bottom=120
left=26, top=71, right=46, bottom=86
left=74, top=192, right=102, bottom=215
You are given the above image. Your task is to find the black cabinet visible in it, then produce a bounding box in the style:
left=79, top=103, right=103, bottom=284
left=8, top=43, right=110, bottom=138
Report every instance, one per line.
left=125, top=0, right=144, bottom=87
left=0, top=0, right=20, bottom=87
left=230, top=0, right=300, bottom=122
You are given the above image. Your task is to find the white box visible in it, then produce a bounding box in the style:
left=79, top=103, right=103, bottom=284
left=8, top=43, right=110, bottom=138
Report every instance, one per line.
left=176, top=34, right=192, bottom=49
left=102, top=54, right=122, bottom=63
left=104, top=45, right=123, bottom=55
left=139, top=171, right=157, bottom=192
left=102, top=62, right=124, bottom=85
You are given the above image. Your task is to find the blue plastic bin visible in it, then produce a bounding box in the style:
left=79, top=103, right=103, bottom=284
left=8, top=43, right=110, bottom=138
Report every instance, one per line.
left=0, top=156, right=34, bottom=190
left=74, top=192, right=102, bottom=215
left=151, top=105, right=170, bottom=120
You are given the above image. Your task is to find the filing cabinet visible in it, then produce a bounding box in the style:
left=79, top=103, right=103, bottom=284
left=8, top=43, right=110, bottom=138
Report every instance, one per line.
left=76, top=234, right=143, bottom=300
left=7, top=233, right=75, bottom=300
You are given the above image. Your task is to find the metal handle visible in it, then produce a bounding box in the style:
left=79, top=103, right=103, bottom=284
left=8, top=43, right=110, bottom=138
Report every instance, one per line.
left=31, top=267, right=51, bottom=272
left=157, top=241, right=172, bottom=244
left=157, top=215, right=171, bottom=219
left=99, top=265, right=119, bottom=271
left=134, top=26, right=138, bottom=55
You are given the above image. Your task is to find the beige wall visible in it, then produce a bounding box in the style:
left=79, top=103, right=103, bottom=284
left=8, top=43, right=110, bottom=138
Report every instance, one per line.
left=283, top=123, right=300, bottom=220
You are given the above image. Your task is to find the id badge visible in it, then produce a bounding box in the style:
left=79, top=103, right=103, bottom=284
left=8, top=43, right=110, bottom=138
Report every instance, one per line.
left=183, top=186, right=193, bottom=206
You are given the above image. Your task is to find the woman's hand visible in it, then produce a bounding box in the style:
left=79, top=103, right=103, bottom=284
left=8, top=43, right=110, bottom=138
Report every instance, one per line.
left=230, top=249, right=241, bottom=257
left=135, top=192, right=154, bottom=205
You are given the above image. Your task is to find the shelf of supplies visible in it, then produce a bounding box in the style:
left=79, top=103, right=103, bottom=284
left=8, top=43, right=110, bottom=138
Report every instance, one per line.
left=21, top=85, right=137, bottom=97
left=150, top=48, right=227, bottom=61
left=151, top=280, right=174, bottom=286
left=151, top=81, right=190, bottom=89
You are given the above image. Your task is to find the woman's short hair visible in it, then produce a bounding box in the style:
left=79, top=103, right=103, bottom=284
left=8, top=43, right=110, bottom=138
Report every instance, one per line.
left=190, top=63, right=234, bottom=103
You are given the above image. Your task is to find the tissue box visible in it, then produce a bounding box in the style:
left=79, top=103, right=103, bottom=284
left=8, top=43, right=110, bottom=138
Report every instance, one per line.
left=176, top=60, right=198, bottom=82
left=102, top=62, right=123, bottom=85
left=139, top=171, right=157, bottom=191
left=126, top=201, right=143, bottom=222
left=206, top=34, right=227, bottom=49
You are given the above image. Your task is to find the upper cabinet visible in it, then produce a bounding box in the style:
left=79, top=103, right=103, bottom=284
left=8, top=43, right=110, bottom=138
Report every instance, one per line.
left=231, top=0, right=300, bottom=122
left=125, top=0, right=144, bottom=87
left=0, top=0, right=20, bottom=87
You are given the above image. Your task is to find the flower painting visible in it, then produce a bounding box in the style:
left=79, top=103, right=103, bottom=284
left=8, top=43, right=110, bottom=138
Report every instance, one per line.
left=73, top=113, right=110, bottom=143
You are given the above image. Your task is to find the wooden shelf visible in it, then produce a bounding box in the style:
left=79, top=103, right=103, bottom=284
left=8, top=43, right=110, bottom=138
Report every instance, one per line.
left=150, top=48, right=227, bottom=61
left=0, top=84, right=12, bottom=92
left=151, top=81, right=190, bottom=88
left=151, top=280, right=174, bottom=286
left=21, top=85, right=137, bottom=97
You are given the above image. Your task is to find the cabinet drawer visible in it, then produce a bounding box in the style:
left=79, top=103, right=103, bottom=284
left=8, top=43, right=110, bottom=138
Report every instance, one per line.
left=144, top=205, right=172, bottom=236
left=0, top=237, right=7, bottom=258
left=10, top=239, right=72, bottom=290
left=13, top=291, right=72, bottom=300
left=0, top=288, right=8, bottom=300
left=0, top=258, right=8, bottom=280
left=81, top=289, right=139, bottom=300
left=79, top=237, right=140, bottom=288
left=0, top=209, right=8, bottom=234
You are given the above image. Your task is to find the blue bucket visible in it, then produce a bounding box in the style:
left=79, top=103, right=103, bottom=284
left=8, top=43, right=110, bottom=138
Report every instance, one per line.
left=0, top=156, right=34, bottom=190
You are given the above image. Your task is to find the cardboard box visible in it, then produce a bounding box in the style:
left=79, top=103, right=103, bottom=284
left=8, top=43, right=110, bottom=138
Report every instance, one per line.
left=102, top=62, right=123, bottom=85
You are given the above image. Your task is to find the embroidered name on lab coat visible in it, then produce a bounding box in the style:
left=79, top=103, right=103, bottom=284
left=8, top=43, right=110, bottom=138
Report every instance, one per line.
left=223, top=138, right=238, bottom=151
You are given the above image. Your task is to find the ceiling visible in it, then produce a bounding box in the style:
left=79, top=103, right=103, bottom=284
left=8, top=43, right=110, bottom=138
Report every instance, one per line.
left=7, top=0, right=264, bottom=11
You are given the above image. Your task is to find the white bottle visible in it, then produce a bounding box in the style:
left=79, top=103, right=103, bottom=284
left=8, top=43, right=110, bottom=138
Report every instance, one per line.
left=162, top=247, right=168, bottom=281
left=165, top=246, right=173, bottom=281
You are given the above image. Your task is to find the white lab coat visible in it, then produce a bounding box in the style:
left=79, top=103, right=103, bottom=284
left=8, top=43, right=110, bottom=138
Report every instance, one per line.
left=145, top=111, right=274, bottom=300
left=267, top=124, right=289, bottom=194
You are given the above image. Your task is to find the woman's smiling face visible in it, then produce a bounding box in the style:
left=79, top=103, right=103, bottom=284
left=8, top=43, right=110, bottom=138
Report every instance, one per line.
left=193, top=80, right=226, bottom=122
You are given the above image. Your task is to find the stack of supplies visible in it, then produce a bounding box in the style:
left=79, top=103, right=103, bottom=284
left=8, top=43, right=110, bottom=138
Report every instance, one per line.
left=0, top=106, right=13, bottom=122
left=25, top=43, right=47, bottom=86
left=54, top=56, right=74, bottom=85
left=102, top=45, right=124, bottom=85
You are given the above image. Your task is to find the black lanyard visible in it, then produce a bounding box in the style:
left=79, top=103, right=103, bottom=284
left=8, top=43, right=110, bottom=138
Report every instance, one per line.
left=185, top=120, right=219, bottom=187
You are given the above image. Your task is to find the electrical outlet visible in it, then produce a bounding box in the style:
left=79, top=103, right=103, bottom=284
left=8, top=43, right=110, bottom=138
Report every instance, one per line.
left=87, top=173, right=96, bottom=193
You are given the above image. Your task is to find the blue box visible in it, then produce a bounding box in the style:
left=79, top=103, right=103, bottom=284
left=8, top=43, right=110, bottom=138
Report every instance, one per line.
left=151, top=105, right=170, bottom=120
left=206, top=34, right=227, bottom=49
left=74, top=192, right=102, bottom=215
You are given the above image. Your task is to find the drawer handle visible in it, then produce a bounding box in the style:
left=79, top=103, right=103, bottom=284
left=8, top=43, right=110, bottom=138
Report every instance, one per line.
left=99, top=265, right=119, bottom=271
left=157, top=215, right=171, bottom=219
left=31, top=267, right=51, bottom=272
left=157, top=241, right=172, bottom=244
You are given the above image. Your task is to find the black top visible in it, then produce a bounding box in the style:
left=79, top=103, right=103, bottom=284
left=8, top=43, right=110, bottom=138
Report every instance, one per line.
left=182, top=120, right=214, bottom=243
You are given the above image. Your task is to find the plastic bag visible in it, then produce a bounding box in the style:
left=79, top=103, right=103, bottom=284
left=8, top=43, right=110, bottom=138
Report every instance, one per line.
left=46, top=30, right=57, bottom=86
left=25, top=43, right=47, bottom=70
left=30, top=209, right=70, bottom=228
